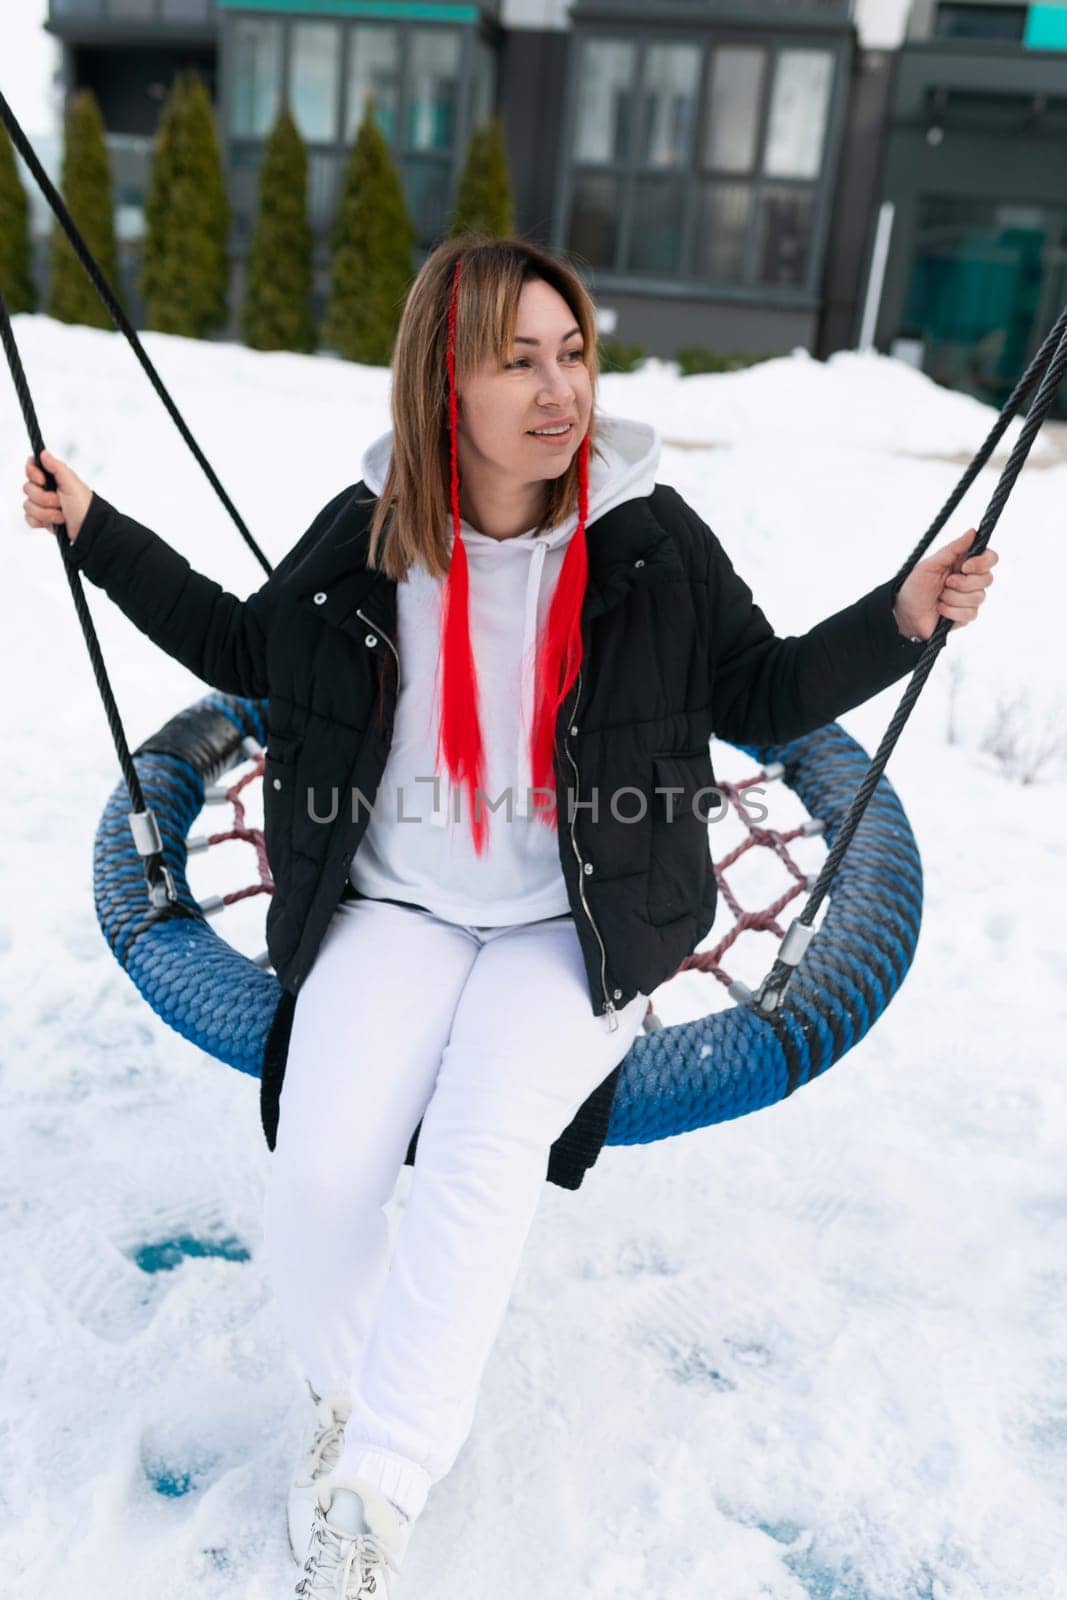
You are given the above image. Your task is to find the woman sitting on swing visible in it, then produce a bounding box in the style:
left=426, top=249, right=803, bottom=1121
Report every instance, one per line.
left=21, top=236, right=996, bottom=1599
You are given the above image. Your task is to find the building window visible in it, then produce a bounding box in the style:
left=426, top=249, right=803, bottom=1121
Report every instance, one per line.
left=934, top=4, right=1027, bottom=41
left=397, top=26, right=463, bottom=247
left=471, top=32, right=496, bottom=128
left=230, top=18, right=282, bottom=139
left=227, top=17, right=479, bottom=249
left=404, top=157, right=452, bottom=244
left=626, top=175, right=686, bottom=272
left=56, top=0, right=210, bottom=17
left=904, top=194, right=1067, bottom=416
left=228, top=144, right=265, bottom=242
left=407, top=28, right=461, bottom=152
left=307, top=150, right=341, bottom=231
left=161, top=0, right=211, bottom=19
left=764, top=49, right=833, bottom=180
left=346, top=25, right=401, bottom=142
left=566, top=33, right=837, bottom=295
left=636, top=43, right=700, bottom=168
left=703, top=46, right=765, bottom=173
left=291, top=22, right=341, bottom=143
left=931, top=87, right=1037, bottom=131
left=693, top=181, right=751, bottom=282
left=573, top=38, right=636, bottom=165
left=756, top=185, right=814, bottom=286
left=566, top=173, right=620, bottom=269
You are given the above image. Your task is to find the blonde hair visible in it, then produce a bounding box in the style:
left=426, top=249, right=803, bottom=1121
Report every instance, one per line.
left=365, top=234, right=602, bottom=581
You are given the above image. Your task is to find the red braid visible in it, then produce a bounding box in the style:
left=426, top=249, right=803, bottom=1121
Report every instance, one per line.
left=435, top=256, right=490, bottom=854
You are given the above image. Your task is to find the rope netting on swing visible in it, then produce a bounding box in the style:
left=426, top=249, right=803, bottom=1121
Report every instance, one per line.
left=0, top=85, right=1060, bottom=1153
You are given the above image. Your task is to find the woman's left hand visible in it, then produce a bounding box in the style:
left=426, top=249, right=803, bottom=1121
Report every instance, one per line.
left=892, top=527, right=999, bottom=642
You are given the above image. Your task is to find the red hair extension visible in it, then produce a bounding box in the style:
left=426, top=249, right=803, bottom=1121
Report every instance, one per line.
left=435, top=256, right=490, bottom=855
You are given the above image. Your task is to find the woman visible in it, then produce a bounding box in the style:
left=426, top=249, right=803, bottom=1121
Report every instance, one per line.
left=21, top=236, right=997, bottom=1599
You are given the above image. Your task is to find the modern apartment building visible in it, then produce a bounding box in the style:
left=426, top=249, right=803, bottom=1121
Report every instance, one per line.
left=36, top=0, right=1067, bottom=412
left=38, top=0, right=858, bottom=353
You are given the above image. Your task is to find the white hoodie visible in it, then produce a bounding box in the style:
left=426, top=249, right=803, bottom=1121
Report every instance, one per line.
left=348, top=411, right=661, bottom=924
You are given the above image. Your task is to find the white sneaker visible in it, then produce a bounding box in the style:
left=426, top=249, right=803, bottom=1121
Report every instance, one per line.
left=287, top=1381, right=352, bottom=1565
left=294, top=1475, right=411, bottom=1598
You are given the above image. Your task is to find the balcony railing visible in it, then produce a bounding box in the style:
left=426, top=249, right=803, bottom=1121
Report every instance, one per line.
left=573, top=0, right=852, bottom=21
left=50, top=0, right=215, bottom=26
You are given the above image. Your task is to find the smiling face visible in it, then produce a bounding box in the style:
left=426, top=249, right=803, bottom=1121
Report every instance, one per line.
left=454, top=275, right=594, bottom=497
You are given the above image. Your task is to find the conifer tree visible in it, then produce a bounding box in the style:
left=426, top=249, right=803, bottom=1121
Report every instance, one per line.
left=140, top=73, right=182, bottom=324
left=321, top=98, right=414, bottom=365
left=0, top=123, right=36, bottom=314
left=48, top=89, right=119, bottom=327
left=242, top=106, right=315, bottom=352
left=141, top=71, right=230, bottom=337
left=448, top=117, right=515, bottom=240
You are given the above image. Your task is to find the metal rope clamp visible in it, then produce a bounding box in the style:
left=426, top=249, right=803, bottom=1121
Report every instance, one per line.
left=753, top=917, right=816, bottom=1014
left=128, top=807, right=178, bottom=907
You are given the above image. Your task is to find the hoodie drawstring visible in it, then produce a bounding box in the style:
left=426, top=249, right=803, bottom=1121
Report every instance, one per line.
left=516, top=537, right=548, bottom=819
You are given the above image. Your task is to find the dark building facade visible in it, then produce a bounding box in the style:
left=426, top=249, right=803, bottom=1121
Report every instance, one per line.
left=870, top=0, right=1067, bottom=415
left=35, top=0, right=1067, bottom=411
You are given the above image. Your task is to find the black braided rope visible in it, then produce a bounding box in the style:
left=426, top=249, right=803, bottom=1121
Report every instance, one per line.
left=0, top=87, right=271, bottom=579
left=0, top=280, right=183, bottom=903
left=753, top=311, right=1067, bottom=1014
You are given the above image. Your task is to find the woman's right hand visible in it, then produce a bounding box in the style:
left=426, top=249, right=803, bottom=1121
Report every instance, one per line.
left=22, top=449, right=94, bottom=543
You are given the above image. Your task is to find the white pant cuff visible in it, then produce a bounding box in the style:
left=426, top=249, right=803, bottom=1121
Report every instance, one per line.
left=333, top=1441, right=432, bottom=1526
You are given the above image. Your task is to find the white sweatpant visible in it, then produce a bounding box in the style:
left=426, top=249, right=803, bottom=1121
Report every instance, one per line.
left=260, top=893, right=647, bottom=1525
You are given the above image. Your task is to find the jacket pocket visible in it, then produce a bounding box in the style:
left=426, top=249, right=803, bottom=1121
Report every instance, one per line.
left=263, top=733, right=303, bottom=884
left=647, top=750, right=716, bottom=926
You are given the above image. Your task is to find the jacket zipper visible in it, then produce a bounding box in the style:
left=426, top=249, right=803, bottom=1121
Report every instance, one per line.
left=563, top=666, right=618, bottom=1032
left=358, top=606, right=617, bottom=1031
left=355, top=607, right=400, bottom=675
left=357, top=605, right=400, bottom=735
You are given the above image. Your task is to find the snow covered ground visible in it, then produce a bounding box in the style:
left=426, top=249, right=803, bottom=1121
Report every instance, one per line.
left=1, top=314, right=1065, bottom=1600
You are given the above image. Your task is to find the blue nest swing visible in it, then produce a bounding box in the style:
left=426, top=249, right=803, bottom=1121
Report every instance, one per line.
left=91, top=693, right=922, bottom=1150
left=1, top=86, right=1060, bottom=1175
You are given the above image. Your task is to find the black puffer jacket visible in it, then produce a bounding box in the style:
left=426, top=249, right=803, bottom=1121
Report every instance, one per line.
left=69, top=480, right=926, bottom=1187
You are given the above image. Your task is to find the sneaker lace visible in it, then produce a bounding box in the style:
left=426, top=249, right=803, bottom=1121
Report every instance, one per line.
left=306, top=1410, right=346, bottom=1479
left=295, top=1507, right=396, bottom=1598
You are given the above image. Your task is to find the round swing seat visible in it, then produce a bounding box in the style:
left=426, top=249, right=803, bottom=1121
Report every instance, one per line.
left=91, top=692, right=922, bottom=1147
